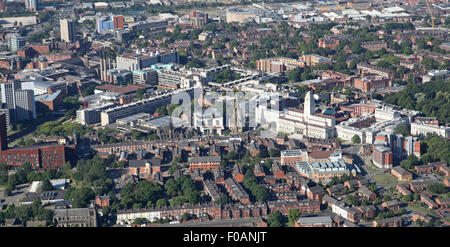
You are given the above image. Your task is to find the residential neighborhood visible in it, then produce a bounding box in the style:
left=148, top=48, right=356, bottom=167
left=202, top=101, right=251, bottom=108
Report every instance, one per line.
left=0, top=0, right=448, bottom=228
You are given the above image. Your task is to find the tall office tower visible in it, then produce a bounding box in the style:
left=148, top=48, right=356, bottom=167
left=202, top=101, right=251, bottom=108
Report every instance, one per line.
left=0, top=82, right=36, bottom=125
left=0, top=112, right=7, bottom=151
left=7, top=33, right=25, bottom=52
left=1, top=81, right=21, bottom=125
left=60, top=19, right=76, bottom=43
left=113, top=15, right=124, bottom=29
left=25, top=0, right=38, bottom=11
left=304, top=91, right=315, bottom=117
left=15, top=89, right=36, bottom=122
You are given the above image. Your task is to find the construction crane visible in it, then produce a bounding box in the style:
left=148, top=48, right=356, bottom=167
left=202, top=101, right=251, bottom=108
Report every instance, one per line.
left=77, top=83, right=88, bottom=109
left=425, top=0, right=435, bottom=30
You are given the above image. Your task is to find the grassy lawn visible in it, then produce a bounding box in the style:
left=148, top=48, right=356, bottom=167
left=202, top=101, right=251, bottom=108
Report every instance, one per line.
left=407, top=204, right=433, bottom=216
left=373, top=174, right=397, bottom=185
left=7, top=116, right=65, bottom=146
left=365, top=164, right=378, bottom=173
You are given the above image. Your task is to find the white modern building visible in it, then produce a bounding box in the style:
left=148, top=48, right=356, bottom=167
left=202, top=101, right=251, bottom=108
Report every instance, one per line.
left=277, top=91, right=336, bottom=140
left=100, top=88, right=195, bottom=126
left=193, top=107, right=224, bottom=135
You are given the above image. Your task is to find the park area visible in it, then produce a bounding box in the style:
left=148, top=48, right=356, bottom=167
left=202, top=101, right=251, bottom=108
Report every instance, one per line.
left=373, top=174, right=397, bottom=185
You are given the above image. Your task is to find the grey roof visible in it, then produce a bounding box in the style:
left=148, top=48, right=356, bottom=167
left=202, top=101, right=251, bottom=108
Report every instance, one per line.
left=309, top=185, right=325, bottom=194
left=54, top=207, right=96, bottom=217
left=346, top=179, right=358, bottom=186
left=383, top=199, right=403, bottom=208
left=375, top=216, right=404, bottom=224
left=188, top=156, right=221, bottom=164
left=22, top=190, right=65, bottom=203
left=298, top=216, right=333, bottom=225
left=359, top=186, right=375, bottom=197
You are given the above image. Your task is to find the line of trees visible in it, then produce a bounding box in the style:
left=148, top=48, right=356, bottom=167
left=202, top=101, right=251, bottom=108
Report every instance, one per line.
left=242, top=168, right=269, bottom=202
left=0, top=199, right=54, bottom=226
left=109, top=175, right=204, bottom=212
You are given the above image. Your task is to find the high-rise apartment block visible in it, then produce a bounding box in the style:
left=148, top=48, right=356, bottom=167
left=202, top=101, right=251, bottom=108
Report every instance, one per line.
left=8, top=34, right=25, bottom=52
left=60, top=19, right=76, bottom=43
left=0, top=82, right=36, bottom=125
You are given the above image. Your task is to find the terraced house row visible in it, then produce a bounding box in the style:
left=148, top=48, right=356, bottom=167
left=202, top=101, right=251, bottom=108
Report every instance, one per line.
left=116, top=200, right=320, bottom=225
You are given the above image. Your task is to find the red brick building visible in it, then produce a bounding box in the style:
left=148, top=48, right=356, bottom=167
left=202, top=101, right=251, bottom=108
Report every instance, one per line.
left=95, top=195, right=110, bottom=208
left=267, top=200, right=320, bottom=215
left=254, top=163, right=266, bottom=177
left=272, top=161, right=285, bottom=179
left=318, top=37, right=340, bottom=49
left=29, top=43, right=51, bottom=54
left=1, top=143, right=67, bottom=170
left=396, top=184, right=412, bottom=196
left=0, top=112, right=72, bottom=170
left=281, top=149, right=305, bottom=166
left=224, top=178, right=250, bottom=204
left=353, top=103, right=378, bottom=117
left=359, top=186, right=377, bottom=201
left=306, top=186, right=325, bottom=202
left=353, top=75, right=390, bottom=92
left=373, top=216, right=403, bottom=227
left=188, top=156, right=221, bottom=171
left=420, top=194, right=438, bottom=209
left=414, top=165, right=434, bottom=174
left=360, top=41, right=387, bottom=51
left=17, top=46, right=35, bottom=58
left=391, top=166, right=413, bottom=182
left=113, top=15, right=124, bottom=29
left=36, top=90, right=64, bottom=111
left=357, top=63, right=394, bottom=79
left=41, top=53, right=75, bottom=63
left=213, top=166, right=225, bottom=184
left=232, top=164, right=244, bottom=183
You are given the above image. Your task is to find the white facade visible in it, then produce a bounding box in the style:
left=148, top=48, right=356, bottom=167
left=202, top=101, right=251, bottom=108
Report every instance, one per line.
left=411, top=122, right=450, bottom=138
left=276, top=93, right=336, bottom=140
left=117, top=210, right=162, bottom=225
left=374, top=106, right=400, bottom=121
left=255, top=105, right=281, bottom=125
left=336, top=125, right=365, bottom=143
left=331, top=203, right=349, bottom=220
left=60, top=19, right=76, bottom=43
left=193, top=108, right=224, bottom=135
left=101, top=88, right=195, bottom=126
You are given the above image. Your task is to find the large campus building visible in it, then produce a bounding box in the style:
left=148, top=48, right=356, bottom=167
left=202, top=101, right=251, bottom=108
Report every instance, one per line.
left=100, top=88, right=195, bottom=126
left=256, top=57, right=306, bottom=73
left=0, top=113, right=74, bottom=170
left=226, top=7, right=259, bottom=23
left=372, top=131, right=422, bottom=169
left=115, top=50, right=179, bottom=71
left=277, top=91, right=336, bottom=140
left=411, top=119, right=450, bottom=138
left=296, top=152, right=358, bottom=182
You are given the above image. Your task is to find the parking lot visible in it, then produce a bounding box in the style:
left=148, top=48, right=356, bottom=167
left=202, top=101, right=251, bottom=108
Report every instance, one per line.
left=0, top=183, right=30, bottom=206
